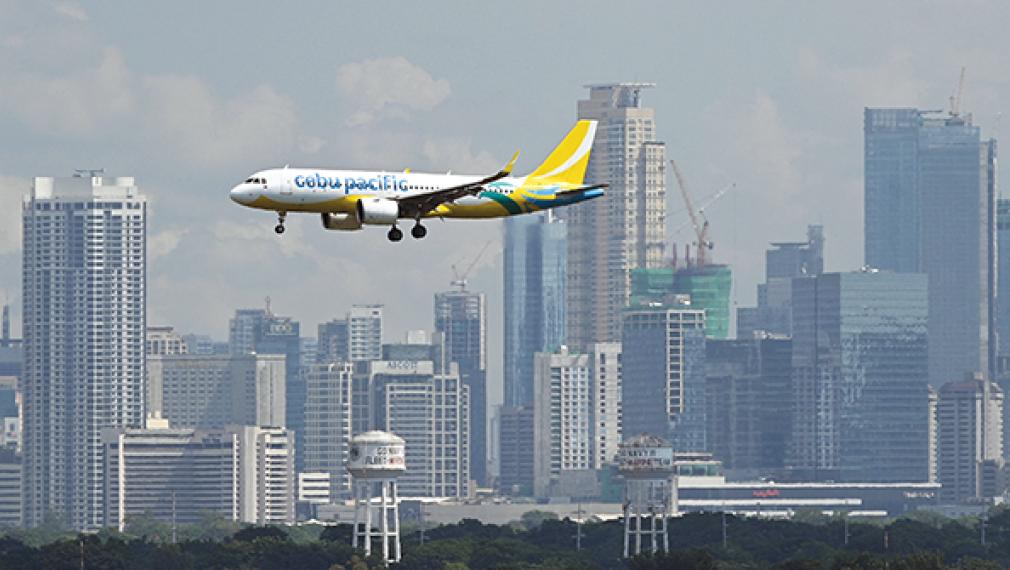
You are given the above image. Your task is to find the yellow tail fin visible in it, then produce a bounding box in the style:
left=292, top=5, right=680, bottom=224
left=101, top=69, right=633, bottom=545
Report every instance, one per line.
left=528, top=120, right=598, bottom=185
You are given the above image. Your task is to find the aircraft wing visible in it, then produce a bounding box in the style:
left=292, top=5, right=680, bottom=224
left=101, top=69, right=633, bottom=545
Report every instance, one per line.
left=555, top=183, right=608, bottom=195
left=396, top=151, right=519, bottom=218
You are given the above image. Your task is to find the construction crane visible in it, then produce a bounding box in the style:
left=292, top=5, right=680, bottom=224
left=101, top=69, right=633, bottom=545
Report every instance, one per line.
left=949, top=66, right=966, bottom=118
left=670, top=160, right=733, bottom=266
left=450, top=240, right=493, bottom=291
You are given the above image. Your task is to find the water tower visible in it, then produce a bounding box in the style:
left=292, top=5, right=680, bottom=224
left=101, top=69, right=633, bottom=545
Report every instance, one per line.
left=347, top=431, right=406, bottom=563
left=618, top=434, right=676, bottom=557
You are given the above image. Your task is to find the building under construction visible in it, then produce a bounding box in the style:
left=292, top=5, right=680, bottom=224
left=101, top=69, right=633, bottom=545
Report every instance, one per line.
left=628, top=263, right=732, bottom=339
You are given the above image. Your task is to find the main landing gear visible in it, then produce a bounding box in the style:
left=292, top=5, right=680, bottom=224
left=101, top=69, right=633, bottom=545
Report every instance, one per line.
left=387, top=222, right=427, bottom=242
left=274, top=211, right=287, bottom=235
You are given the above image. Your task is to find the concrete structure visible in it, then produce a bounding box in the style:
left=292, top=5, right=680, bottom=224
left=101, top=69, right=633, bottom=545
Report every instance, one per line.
left=503, top=211, right=567, bottom=408
left=304, top=362, right=355, bottom=497
left=22, top=175, right=146, bottom=530
left=937, top=376, right=1004, bottom=503
left=369, top=360, right=470, bottom=498
left=532, top=348, right=592, bottom=497
left=147, top=353, right=285, bottom=430
left=434, top=290, right=487, bottom=486
left=864, top=108, right=997, bottom=385
left=789, top=270, right=929, bottom=482
left=563, top=83, right=666, bottom=349
left=233, top=425, right=295, bottom=525
left=102, top=427, right=239, bottom=530
left=705, top=334, right=792, bottom=478
left=737, top=225, right=824, bottom=338
left=622, top=303, right=706, bottom=448
left=619, top=435, right=675, bottom=558
left=348, top=431, right=405, bottom=564
left=928, top=386, right=938, bottom=484
left=297, top=472, right=331, bottom=505
left=146, top=326, right=188, bottom=356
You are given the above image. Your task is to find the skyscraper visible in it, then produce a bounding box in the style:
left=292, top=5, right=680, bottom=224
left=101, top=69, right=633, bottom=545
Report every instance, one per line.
left=532, top=348, right=592, bottom=497
left=621, top=302, right=705, bottom=446
left=864, top=108, right=997, bottom=384
left=503, top=211, right=566, bottom=408
left=789, top=270, right=929, bottom=482
left=303, top=362, right=355, bottom=498
left=937, top=376, right=1004, bottom=503
left=434, top=290, right=487, bottom=486
left=737, top=225, right=824, bottom=339
left=22, top=175, right=146, bottom=530
left=996, top=198, right=1010, bottom=372
left=564, top=83, right=667, bottom=349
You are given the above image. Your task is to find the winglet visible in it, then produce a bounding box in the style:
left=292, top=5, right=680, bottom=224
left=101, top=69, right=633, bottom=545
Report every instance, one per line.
left=502, top=150, right=520, bottom=176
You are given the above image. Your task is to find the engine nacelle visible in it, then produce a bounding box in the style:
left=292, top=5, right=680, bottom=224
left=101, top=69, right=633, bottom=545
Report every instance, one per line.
left=320, top=212, right=363, bottom=231
left=356, top=197, right=400, bottom=225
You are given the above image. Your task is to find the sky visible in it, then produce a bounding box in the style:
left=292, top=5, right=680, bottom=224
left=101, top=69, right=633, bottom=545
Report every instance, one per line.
left=2, top=1, right=1009, bottom=407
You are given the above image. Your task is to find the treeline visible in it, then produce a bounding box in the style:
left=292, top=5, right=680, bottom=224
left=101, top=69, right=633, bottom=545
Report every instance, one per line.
left=1, top=510, right=1009, bottom=569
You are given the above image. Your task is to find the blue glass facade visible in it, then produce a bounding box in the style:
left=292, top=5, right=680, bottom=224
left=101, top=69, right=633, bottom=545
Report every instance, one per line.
left=789, top=271, right=929, bottom=482
left=502, top=212, right=566, bottom=407
left=864, top=109, right=996, bottom=386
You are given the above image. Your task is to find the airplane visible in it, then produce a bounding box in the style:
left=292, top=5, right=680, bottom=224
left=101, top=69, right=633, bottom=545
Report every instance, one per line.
left=229, top=120, right=606, bottom=242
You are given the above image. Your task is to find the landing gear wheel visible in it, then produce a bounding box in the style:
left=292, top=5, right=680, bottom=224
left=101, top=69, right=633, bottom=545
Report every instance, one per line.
left=411, top=224, right=427, bottom=239
left=387, top=227, right=403, bottom=242
left=275, top=211, right=287, bottom=235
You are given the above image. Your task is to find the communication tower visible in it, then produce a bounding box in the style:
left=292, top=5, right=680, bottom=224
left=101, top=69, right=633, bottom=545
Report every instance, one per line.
left=619, top=434, right=676, bottom=558
left=347, top=431, right=406, bottom=563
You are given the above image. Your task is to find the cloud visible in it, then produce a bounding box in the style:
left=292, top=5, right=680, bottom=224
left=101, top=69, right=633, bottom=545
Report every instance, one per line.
left=141, top=77, right=300, bottom=168
left=795, top=48, right=930, bottom=108
left=53, top=1, right=88, bottom=22
left=336, top=56, right=451, bottom=126
left=148, top=228, right=188, bottom=262
left=0, top=47, right=133, bottom=137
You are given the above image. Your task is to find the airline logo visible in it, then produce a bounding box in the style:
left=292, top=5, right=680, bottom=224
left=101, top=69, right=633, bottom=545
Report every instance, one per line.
left=293, top=172, right=410, bottom=194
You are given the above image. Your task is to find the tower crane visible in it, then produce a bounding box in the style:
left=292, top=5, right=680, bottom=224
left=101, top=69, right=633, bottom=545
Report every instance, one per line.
left=670, top=160, right=733, bottom=266
left=450, top=239, right=493, bottom=291
left=949, top=66, right=966, bottom=118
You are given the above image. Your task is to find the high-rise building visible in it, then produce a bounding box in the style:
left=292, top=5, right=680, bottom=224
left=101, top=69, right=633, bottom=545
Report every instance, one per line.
left=317, top=319, right=349, bottom=364
left=503, top=211, right=567, bottom=408
left=22, top=175, right=146, bottom=530
left=146, top=326, right=188, bottom=356
left=369, top=360, right=469, bottom=498
left=621, top=303, right=705, bottom=447
left=434, top=290, right=487, bottom=486
left=303, top=362, right=355, bottom=498
left=705, top=334, right=792, bottom=477
left=497, top=406, right=534, bottom=495
left=864, top=108, right=997, bottom=384
left=937, top=376, right=1004, bottom=503
left=737, top=225, right=824, bottom=339
left=532, top=348, right=592, bottom=497
left=228, top=307, right=302, bottom=470
left=564, top=83, right=666, bottom=349
left=789, top=270, right=929, bottom=482
left=232, top=425, right=296, bottom=525
left=589, top=342, right=622, bottom=468
left=147, top=353, right=286, bottom=430
left=102, top=427, right=240, bottom=530
left=348, top=305, right=383, bottom=362
left=997, top=198, right=1010, bottom=374
left=0, top=448, right=21, bottom=527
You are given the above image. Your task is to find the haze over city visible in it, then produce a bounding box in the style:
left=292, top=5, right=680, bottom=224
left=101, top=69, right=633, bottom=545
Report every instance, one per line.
left=5, top=1, right=1010, bottom=567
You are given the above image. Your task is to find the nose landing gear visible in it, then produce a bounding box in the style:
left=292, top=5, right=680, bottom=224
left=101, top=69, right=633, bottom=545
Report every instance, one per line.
left=274, top=212, right=287, bottom=235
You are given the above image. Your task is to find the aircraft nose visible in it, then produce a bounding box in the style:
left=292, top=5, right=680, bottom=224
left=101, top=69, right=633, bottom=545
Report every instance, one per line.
left=230, top=184, right=255, bottom=205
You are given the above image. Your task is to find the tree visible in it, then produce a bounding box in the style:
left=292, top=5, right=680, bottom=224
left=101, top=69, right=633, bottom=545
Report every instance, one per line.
left=520, top=510, right=560, bottom=531
left=232, top=525, right=290, bottom=542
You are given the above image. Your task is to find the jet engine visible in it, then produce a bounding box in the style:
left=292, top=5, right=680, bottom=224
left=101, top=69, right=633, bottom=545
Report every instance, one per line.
left=356, top=197, right=400, bottom=225
left=320, top=212, right=363, bottom=231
